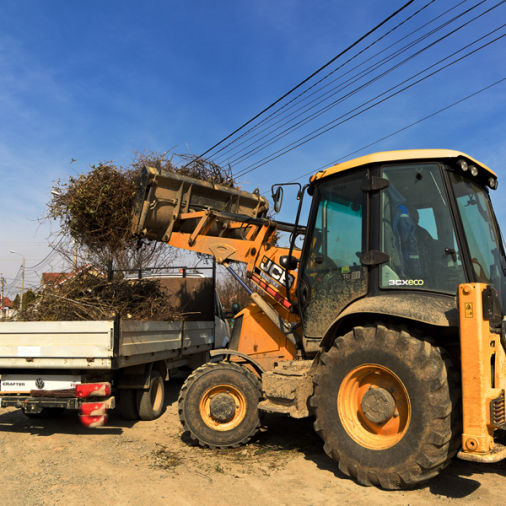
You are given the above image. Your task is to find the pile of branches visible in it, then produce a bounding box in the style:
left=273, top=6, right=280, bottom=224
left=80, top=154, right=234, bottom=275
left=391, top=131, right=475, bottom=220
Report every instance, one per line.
left=177, top=153, right=235, bottom=187
left=48, top=153, right=235, bottom=267
left=48, top=163, right=138, bottom=259
left=40, top=152, right=235, bottom=322
left=132, top=151, right=235, bottom=186
left=20, top=270, right=180, bottom=321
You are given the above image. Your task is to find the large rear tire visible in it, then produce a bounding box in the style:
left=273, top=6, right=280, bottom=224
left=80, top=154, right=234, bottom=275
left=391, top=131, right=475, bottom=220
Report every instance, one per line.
left=311, top=324, right=460, bottom=489
left=137, top=370, right=166, bottom=421
left=178, top=362, right=261, bottom=448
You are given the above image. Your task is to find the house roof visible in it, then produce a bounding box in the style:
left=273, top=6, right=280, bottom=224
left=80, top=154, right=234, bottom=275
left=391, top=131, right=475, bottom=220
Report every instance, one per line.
left=41, top=266, right=102, bottom=288
left=41, top=272, right=69, bottom=286
left=0, top=296, right=13, bottom=309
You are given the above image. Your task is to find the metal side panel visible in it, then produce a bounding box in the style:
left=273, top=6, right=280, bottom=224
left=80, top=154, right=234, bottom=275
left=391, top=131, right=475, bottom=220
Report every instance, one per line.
left=0, top=321, right=114, bottom=369
left=0, top=358, right=112, bottom=369
left=119, top=320, right=215, bottom=359
left=182, top=321, right=215, bottom=348
left=118, top=320, right=184, bottom=358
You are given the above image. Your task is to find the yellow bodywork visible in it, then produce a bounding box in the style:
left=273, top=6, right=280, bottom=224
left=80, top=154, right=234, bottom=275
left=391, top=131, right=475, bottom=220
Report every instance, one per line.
left=132, top=152, right=506, bottom=465
left=311, top=149, right=496, bottom=182
left=458, top=283, right=506, bottom=462
left=232, top=303, right=297, bottom=370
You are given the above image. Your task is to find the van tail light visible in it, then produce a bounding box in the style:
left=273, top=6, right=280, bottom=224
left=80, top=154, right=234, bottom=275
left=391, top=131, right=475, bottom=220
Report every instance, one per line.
left=79, top=415, right=107, bottom=428
left=80, top=401, right=107, bottom=416
left=76, top=382, right=111, bottom=398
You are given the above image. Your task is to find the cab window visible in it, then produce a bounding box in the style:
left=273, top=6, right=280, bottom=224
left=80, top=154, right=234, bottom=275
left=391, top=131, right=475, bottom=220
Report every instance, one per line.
left=381, top=164, right=465, bottom=293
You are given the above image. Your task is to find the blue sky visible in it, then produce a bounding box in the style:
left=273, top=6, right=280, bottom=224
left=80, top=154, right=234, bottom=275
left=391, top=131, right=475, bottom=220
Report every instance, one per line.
left=0, top=0, right=505, bottom=296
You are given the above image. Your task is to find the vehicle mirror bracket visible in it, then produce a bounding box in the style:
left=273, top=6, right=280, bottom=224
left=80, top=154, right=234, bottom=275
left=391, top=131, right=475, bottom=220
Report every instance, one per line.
left=360, top=250, right=389, bottom=266
left=361, top=176, right=389, bottom=192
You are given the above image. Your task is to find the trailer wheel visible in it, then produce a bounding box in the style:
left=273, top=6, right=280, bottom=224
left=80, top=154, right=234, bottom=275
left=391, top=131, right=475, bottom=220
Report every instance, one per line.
left=137, top=370, right=165, bottom=421
left=178, top=362, right=261, bottom=448
left=311, top=324, right=460, bottom=490
left=119, top=389, right=139, bottom=420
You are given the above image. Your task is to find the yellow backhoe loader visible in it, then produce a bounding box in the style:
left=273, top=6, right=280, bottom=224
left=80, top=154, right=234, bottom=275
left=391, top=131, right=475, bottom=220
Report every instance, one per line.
left=131, top=149, right=506, bottom=489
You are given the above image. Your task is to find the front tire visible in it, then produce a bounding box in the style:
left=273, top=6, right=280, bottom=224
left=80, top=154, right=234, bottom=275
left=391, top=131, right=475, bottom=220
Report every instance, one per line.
left=178, top=362, right=261, bottom=448
left=311, top=324, right=460, bottom=489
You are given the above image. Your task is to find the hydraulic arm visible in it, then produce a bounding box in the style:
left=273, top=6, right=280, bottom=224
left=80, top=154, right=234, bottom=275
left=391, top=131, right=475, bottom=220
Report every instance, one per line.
left=131, top=166, right=303, bottom=365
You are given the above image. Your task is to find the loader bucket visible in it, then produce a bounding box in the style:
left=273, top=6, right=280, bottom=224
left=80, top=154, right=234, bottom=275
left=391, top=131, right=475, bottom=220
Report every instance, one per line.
left=131, top=166, right=269, bottom=242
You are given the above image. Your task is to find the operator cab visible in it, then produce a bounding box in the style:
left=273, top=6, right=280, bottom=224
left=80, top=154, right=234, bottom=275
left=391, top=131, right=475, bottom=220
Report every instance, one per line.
left=298, top=149, right=505, bottom=340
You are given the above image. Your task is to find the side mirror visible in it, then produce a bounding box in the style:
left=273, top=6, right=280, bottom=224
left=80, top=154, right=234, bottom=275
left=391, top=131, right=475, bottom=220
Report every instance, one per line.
left=225, top=303, right=241, bottom=319
left=279, top=255, right=298, bottom=270
left=271, top=186, right=284, bottom=213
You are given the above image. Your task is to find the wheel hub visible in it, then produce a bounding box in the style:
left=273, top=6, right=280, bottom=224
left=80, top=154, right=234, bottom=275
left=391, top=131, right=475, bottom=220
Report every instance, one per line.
left=361, top=386, right=396, bottom=424
left=209, top=393, right=236, bottom=422
left=338, top=364, right=410, bottom=450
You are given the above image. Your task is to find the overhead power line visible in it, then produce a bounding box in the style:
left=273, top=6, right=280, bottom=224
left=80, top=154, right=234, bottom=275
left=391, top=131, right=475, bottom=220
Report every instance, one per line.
left=230, top=1, right=502, bottom=172
left=211, top=0, right=445, bottom=163
left=25, top=235, right=65, bottom=272
left=5, top=266, right=22, bottom=293
left=285, top=76, right=506, bottom=185
left=234, top=29, right=505, bottom=178
left=215, top=0, right=483, bottom=166
left=196, top=0, right=418, bottom=159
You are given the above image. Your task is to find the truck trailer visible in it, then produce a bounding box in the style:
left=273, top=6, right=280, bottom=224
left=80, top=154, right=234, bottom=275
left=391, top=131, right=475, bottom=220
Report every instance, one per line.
left=0, top=266, right=230, bottom=427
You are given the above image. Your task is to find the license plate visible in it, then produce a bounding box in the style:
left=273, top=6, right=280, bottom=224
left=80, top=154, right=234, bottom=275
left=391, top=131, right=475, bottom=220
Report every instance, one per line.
left=0, top=374, right=81, bottom=393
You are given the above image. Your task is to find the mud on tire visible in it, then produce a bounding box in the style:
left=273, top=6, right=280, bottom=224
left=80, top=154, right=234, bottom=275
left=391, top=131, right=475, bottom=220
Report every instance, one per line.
left=311, top=324, right=461, bottom=490
left=178, top=362, right=262, bottom=448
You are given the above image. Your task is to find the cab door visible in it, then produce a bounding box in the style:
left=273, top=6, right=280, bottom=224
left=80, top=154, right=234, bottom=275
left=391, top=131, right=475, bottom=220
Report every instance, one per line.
left=299, top=170, right=367, bottom=338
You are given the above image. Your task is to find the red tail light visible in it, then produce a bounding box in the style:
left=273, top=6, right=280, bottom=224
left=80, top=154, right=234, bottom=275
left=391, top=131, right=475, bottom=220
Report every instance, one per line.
left=79, top=414, right=107, bottom=428
left=76, top=382, right=111, bottom=398
left=80, top=402, right=107, bottom=416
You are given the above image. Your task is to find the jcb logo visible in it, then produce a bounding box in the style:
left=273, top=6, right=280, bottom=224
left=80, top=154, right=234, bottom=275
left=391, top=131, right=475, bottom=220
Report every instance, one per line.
left=260, top=257, right=294, bottom=289
left=388, top=279, right=424, bottom=286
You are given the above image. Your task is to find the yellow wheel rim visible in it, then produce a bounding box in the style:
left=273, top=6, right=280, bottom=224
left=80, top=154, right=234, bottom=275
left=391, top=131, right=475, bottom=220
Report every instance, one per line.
left=199, top=384, right=247, bottom=431
left=338, top=364, right=411, bottom=450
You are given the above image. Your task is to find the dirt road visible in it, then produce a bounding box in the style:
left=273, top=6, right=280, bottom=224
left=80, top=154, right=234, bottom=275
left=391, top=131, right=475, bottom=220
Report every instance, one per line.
left=0, top=379, right=504, bottom=505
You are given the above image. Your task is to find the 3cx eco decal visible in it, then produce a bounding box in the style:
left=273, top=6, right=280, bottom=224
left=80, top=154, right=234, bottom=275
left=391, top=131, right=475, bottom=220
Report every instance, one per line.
left=260, top=256, right=295, bottom=289
left=389, top=279, right=424, bottom=286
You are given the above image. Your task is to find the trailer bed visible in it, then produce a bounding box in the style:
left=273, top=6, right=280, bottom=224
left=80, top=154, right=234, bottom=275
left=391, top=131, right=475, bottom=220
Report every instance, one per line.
left=0, top=319, right=214, bottom=370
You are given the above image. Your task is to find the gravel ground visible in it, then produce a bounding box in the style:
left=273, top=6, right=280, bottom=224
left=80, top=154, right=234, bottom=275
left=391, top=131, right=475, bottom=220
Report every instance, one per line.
left=0, top=380, right=504, bottom=505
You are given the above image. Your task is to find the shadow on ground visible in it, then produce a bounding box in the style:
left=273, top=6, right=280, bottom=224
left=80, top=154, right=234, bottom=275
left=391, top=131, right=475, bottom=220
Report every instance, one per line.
left=0, top=376, right=188, bottom=437
left=232, top=412, right=505, bottom=499
left=0, top=408, right=125, bottom=436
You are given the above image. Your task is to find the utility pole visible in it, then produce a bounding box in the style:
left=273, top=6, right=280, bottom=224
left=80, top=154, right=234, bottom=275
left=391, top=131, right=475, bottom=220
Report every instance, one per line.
left=20, top=256, right=25, bottom=313
left=73, top=240, right=78, bottom=271
left=0, top=274, right=3, bottom=320
left=9, top=251, right=25, bottom=313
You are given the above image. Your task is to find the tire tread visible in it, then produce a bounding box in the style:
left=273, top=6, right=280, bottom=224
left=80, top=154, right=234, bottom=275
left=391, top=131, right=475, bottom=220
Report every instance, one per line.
left=312, top=324, right=461, bottom=490
left=178, top=362, right=261, bottom=449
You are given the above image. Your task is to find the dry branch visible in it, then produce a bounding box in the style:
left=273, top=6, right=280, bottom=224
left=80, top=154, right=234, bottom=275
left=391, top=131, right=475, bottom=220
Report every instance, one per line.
left=20, top=269, right=181, bottom=321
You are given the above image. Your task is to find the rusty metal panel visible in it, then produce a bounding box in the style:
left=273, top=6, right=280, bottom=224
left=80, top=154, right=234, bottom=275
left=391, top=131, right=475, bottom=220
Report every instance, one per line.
left=158, top=277, right=214, bottom=321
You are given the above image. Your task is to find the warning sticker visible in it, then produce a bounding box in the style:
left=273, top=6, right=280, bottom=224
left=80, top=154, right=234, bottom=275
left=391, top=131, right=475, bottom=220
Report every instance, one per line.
left=464, top=302, right=473, bottom=318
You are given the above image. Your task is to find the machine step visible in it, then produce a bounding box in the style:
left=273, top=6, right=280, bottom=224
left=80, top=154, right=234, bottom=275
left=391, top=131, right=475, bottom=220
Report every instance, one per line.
left=457, top=442, right=506, bottom=463
left=258, top=361, right=314, bottom=418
